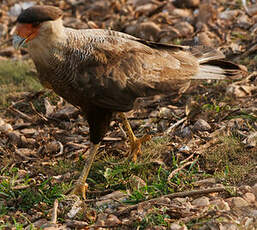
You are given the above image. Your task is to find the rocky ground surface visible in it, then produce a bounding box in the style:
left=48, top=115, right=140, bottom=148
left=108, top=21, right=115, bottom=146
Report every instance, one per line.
left=0, top=0, right=257, bottom=229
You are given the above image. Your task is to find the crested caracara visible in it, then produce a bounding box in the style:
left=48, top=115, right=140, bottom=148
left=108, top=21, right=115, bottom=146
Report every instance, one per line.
left=13, top=5, right=244, bottom=199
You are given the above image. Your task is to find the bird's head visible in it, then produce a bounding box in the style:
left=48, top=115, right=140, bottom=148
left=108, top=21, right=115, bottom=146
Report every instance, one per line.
left=13, top=5, right=64, bottom=49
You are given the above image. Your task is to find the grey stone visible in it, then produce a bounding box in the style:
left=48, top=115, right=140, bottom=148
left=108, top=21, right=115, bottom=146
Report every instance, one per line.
left=193, top=119, right=211, bottom=131
left=192, top=196, right=210, bottom=207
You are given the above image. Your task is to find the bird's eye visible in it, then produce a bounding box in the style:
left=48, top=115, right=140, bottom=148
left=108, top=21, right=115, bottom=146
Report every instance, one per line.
left=32, top=22, right=41, bottom=27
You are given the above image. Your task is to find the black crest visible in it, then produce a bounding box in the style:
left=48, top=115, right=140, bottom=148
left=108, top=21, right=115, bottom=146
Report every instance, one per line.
left=17, top=5, right=63, bottom=24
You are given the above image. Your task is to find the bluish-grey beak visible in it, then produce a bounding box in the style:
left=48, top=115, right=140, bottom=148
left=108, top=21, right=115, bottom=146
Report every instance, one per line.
left=13, top=35, right=27, bottom=49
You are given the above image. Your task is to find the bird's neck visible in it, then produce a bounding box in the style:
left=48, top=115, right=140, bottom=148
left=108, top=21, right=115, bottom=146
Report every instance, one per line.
left=28, top=38, right=68, bottom=71
left=28, top=19, right=68, bottom=59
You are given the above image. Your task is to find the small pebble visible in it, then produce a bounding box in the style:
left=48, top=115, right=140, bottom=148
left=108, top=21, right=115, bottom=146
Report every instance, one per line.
left=210, top=199, right=230, bottom=211
left=231, top=197, right=249, bottom=208
left=0, top=123, right=13, bottom=132
left=193, top=119, right=211, bottom=131
left=169, top=223, right=188, bottom=230
left=252, top=183, right=257, bottom=197
left=243, top=193, right=255, bottom=203
left=192, top=196, right=210, bottom=207
left=105, top=214, right=121, bottom=226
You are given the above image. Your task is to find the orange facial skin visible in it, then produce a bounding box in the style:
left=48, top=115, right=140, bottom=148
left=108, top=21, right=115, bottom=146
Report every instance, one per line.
left=15, top=23, right=40, bottom=43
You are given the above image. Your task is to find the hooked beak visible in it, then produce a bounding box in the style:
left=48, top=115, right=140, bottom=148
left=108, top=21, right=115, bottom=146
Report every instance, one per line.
left=12, top=23, right=40, bottom=49
left=13, top=34, right=27, bottom=49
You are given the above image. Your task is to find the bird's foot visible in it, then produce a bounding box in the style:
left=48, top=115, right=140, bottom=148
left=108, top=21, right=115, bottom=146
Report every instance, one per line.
left=130, top=134, right=151, bottom=162
left=66, top=143, right=100, bottom=199
left=69, top=182, right=88, bottom=200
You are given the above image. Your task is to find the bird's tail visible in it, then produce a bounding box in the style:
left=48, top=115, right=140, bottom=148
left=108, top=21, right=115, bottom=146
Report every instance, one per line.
left=190, top=47, right=245, bottom=80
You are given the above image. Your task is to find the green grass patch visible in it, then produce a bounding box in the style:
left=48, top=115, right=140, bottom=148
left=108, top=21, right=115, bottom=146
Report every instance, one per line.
left=134, top=209, right=170, bottom=229
left=0, top=167, right=69, bottom=215
left=51, top=159, right=77, bottom=175
left=125, top=166, right=172, bottom=204
left=0, top=219, right=28, bottom=230
left=0, top=60, right=42, bottom=107
left=203, top=135, right=257, bottom=185
left=87, top=136, right=199, bottom=204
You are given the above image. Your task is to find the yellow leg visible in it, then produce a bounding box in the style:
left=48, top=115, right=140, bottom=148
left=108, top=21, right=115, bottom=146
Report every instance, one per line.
left=70, top=142, right=100, bottom=199
left=119, top=112, right=151, bottom=162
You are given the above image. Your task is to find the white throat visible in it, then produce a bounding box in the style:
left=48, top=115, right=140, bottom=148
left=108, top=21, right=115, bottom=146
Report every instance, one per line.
left=27, top=18, right=67, bottom=64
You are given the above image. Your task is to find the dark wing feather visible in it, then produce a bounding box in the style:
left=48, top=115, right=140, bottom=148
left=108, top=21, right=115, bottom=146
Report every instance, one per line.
left=74, top=35, right=199, bottom=111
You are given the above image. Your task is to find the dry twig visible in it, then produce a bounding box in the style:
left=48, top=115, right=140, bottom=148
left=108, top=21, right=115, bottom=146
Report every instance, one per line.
left=8, top=106, right=33, bottom=122
left=54, top=141, right=64, bottom=157
left=64, top=219, right=88, bottom=228
left=168, top=160, right=197, bottom=184
left=29, top=102, right=48, bottom=121
left=11, top=185, right=31, bottom=190
left=115, top=187, right=233, bottom=216
left=50, top=199, right=58, bottom=224
left=180, top=153, right=195, bottom=164
left=242, top=0, right=257, bottom=16
left=165, top=117, right=187, bottom=134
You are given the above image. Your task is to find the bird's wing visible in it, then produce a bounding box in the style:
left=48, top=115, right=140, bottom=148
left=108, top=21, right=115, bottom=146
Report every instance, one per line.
left=71, top=29, right=242, bottom=111
left=73, top=31, right=199, bottom=111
